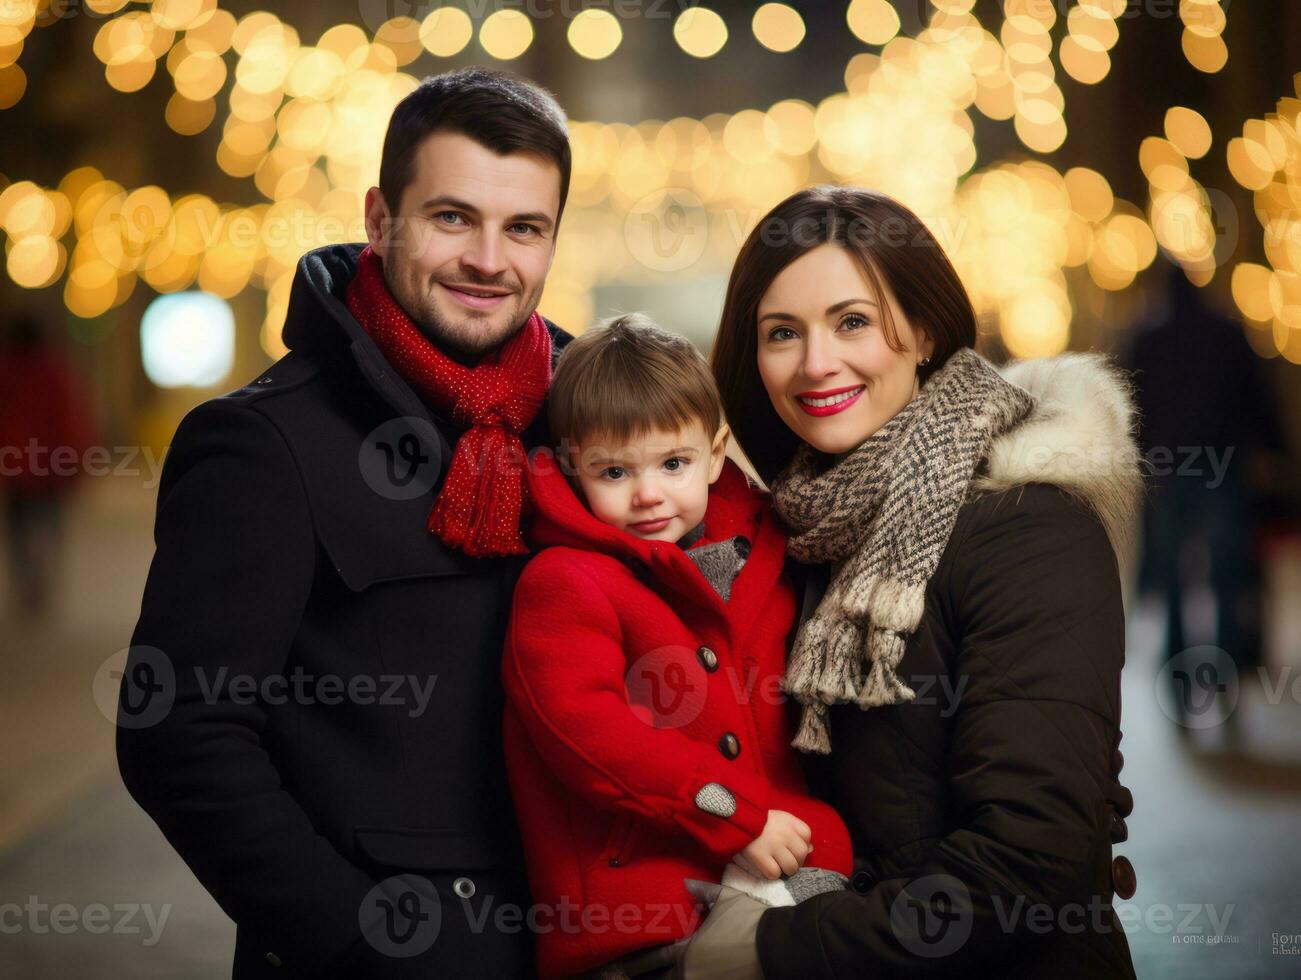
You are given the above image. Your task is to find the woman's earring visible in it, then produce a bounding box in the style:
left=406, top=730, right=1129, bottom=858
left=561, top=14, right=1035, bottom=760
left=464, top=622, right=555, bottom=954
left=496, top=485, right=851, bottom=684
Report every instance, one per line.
left=919, top=355, right=931, bottom=367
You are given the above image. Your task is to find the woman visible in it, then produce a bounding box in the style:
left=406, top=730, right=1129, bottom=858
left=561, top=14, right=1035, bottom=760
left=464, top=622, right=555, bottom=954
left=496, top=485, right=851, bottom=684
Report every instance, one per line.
left=679, top=186, right=1141, bottom=979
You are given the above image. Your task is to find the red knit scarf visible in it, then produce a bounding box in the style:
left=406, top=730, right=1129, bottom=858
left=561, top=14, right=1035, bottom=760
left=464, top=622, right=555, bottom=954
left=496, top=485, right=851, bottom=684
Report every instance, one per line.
left=345, top=245, right=551, bottom=558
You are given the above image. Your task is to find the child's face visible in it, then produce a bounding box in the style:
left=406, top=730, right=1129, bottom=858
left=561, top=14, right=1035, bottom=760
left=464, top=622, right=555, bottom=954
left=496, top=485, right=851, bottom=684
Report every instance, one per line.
left=570, top=419, right=730, bottom=543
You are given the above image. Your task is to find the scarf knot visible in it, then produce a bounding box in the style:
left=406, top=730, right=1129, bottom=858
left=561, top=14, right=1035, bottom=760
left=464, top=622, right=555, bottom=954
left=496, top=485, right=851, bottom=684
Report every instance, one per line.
left=345, top=245, right=551, bottom=558
left=771, top=348, right=1035, bottom=753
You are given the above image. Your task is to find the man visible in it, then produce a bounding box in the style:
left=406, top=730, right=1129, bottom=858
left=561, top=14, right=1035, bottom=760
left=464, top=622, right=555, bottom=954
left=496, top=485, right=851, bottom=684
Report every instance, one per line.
left=117, top=68, right=573, bottom=978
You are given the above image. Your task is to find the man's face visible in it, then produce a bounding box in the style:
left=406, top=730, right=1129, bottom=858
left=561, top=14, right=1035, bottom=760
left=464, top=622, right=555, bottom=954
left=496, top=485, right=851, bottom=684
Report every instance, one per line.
left=364, top=129, right=562, bottom=358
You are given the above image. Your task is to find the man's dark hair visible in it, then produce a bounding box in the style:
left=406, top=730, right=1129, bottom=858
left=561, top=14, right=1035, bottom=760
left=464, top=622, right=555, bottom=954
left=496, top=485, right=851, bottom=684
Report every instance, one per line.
left=378, top=67, right=571, bottom=222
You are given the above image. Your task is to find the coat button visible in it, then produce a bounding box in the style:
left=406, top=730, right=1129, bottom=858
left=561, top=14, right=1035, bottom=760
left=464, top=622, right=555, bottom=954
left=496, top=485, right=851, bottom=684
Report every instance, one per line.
left=1110, top=811, right=1129, bottom=843
left=851, top=869, right=876, bottom=893
left=264, top=952, right=282, bottom=967
left=453, top=876, right=476, bottom=899
left=1111, top=855, right=1137, bottom=900
left=697, top=646, right=719, bottom=672
left=718, top=732, right=741, bottom=759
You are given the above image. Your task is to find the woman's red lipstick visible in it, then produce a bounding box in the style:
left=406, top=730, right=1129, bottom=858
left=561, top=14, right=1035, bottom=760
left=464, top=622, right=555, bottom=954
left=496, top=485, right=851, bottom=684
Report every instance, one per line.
left=795, top=384, right=866, bottom=417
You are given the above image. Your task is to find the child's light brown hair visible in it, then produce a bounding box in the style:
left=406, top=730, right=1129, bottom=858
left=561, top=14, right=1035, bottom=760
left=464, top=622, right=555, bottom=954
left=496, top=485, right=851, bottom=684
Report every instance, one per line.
left=548, top=313, right=724, bottom=448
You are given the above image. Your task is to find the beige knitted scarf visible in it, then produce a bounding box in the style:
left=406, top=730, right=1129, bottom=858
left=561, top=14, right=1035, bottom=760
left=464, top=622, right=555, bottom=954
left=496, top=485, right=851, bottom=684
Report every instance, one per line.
left=770, top=347, right=1036, bottom=753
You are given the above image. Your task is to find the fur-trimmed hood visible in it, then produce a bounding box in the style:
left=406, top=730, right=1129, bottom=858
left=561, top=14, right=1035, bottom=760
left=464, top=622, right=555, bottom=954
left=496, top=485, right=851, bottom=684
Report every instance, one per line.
left=975, top=352, right=1143, bottom=554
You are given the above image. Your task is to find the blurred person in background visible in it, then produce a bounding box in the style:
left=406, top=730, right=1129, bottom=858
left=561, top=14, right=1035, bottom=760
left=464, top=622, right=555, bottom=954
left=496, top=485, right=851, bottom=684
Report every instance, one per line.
left=0, top=311, right=97, bottom=618
left=1127, top=260, right=1287, bottom=732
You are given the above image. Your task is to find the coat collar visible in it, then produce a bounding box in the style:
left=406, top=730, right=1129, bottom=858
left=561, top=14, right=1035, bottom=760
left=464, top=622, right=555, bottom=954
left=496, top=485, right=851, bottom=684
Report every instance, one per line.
left=525, top=450, right=790, bottom=635
left=978, top=352, right=1143, bottom=553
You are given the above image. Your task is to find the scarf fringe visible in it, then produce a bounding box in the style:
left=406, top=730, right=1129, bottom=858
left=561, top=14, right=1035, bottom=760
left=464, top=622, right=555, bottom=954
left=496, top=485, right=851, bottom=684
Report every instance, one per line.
left=792, top=701, right=831, bottom=755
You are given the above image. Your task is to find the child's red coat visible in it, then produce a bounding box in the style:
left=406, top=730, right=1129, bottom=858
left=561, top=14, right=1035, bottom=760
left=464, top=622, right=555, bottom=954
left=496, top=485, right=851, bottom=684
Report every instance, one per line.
left=502, top=449, right=853, bottom=978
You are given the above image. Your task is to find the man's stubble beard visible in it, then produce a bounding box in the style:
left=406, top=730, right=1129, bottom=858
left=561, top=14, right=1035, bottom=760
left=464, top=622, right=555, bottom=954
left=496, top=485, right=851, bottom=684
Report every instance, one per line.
left=383, top=261, right=542, bottom=358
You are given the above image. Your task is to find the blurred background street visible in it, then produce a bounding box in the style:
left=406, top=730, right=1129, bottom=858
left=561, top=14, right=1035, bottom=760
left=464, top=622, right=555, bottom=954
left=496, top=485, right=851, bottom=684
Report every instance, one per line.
left=4, top=1, right=1301, bottom=977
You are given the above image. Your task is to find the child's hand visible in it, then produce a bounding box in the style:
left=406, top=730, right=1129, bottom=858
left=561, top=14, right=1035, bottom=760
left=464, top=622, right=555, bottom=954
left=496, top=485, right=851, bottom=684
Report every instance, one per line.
left=737, top=810, right=813, bottom=879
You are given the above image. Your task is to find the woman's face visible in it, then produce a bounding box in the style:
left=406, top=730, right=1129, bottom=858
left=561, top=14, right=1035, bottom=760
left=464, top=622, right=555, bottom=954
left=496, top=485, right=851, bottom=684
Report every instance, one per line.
left=755, top=243, right=934, bottom=456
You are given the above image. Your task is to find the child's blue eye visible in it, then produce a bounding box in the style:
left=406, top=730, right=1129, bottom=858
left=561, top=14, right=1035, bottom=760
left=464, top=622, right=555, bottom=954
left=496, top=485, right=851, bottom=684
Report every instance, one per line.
left=601, top=466, right=625, bottom=480
left=664, top=457, right=687, bottom=472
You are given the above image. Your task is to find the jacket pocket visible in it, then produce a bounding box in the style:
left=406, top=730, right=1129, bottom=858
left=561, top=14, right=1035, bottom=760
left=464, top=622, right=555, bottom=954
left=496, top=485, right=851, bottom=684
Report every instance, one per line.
left=353, top=826, right=503, bottom=872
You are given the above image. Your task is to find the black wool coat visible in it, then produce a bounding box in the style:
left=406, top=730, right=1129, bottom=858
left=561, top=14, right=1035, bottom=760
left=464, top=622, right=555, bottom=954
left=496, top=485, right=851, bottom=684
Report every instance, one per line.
left=756, top=354, right=1141, bottom=980
left=117, top=242, right=571, bottom=979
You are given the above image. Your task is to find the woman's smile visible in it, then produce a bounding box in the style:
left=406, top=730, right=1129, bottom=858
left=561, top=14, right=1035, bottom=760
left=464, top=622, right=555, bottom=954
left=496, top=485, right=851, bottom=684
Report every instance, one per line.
left=795, top=384, right=866, bottom=417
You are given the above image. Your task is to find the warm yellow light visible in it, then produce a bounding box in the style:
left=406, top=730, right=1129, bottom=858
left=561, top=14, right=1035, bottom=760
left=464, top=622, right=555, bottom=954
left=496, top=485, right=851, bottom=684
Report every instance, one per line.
left=1059, top=36, right=1110, bottom=85
left=317, top=24, right=369, bottom=67
left=285, top=48, right=345, bottom=101
left=150, top=0, right=216, bottom=32
left=184, top=8, right=236, bottom=54
left=105, top=59, right=156, bottom=93
left=164, top=94, right=212, bottom=138
left=1180, top=0, right=1226, bottom=38
left=420, top=7, right=473, bottom=58
left=479, top=10, right=534, bottom=60
left=1100, top=213, right=1158, bottom=272
left=1067, top=5, right=1119, bottom=52
left=764, top=99, right=817, bottom=156
left=847, top=0, right=900, bottom=46
left=752, top=3, right=805, bottom=54
left=1164, top=106, right=1213, bottom=159
left=172, top=48, right=227, bottom=101
left=1001, top=293, right=1070, bottom=359
left=372, top=17, right=424, bottom=66
left=7, top=235, right=62, bottom=289
left=1181, top=29, right=1227, bottom=73
left=1014, top=113, right=1067, bottom=154
left=0, top=62, right=24, bottom=108
left=1226, top=136, right=1275, bottom=190
left=1231, top=262, right=1275, bottom=322
left=1270, top=270, right=1301, bottom=328
left=674, top=7, right=728, bottom=59
left=568, top=9, right=622, bottom=60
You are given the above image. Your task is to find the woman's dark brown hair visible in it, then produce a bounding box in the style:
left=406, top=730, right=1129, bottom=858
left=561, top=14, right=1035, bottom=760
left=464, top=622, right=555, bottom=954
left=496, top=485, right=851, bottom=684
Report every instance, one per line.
left=710, top=185, right=978, bottom=485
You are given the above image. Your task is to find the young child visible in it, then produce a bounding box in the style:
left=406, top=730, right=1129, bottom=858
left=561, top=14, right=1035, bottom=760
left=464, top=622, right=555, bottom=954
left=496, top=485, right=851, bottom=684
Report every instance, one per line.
left=501, top=314, right=852, bottom=979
